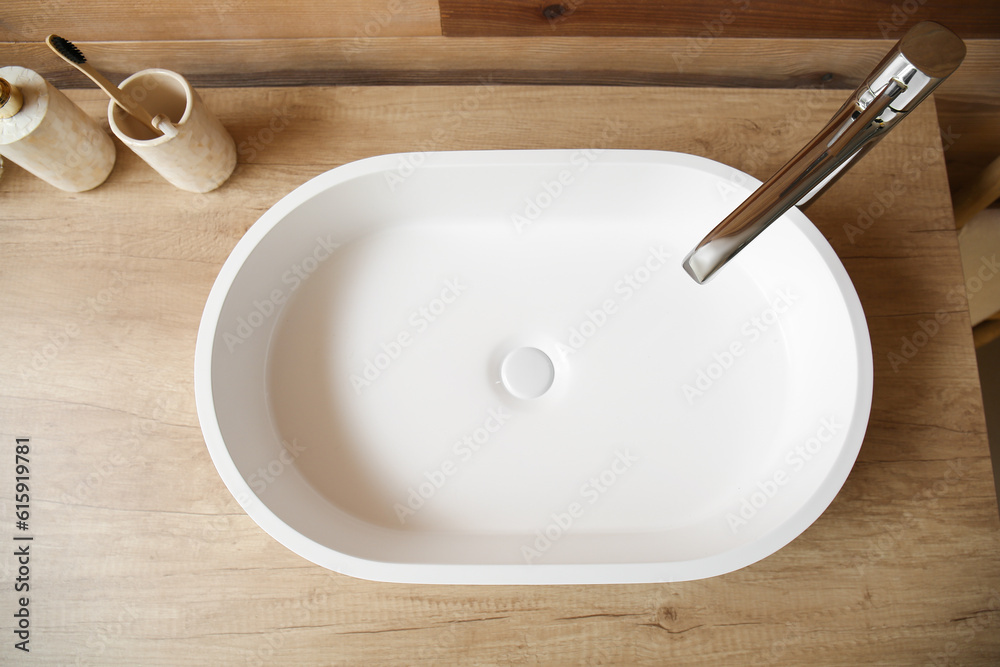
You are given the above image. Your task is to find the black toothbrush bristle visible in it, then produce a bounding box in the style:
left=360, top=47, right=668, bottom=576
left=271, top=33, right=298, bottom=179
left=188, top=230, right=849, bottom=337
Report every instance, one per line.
left=49, top=35, right=86, bottom=64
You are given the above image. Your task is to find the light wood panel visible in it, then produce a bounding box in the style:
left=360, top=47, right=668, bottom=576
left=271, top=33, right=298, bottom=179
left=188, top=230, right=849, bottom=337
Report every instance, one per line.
left=439, top=0, right=1000, bottom=38
left=0, top=0, right=442, bottom=41
left=4, top=37, right=997, bottom=100
left=0, top=85, right=997, bottom=664
left=6, top=36, right=999, bottom=200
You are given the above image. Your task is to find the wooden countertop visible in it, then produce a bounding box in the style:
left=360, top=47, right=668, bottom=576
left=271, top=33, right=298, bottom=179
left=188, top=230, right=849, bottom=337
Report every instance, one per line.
left=1, top=85, right=998, bottom=664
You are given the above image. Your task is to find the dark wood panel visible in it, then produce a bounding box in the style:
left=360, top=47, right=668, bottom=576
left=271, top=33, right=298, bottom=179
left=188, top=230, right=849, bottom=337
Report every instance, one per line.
left=6, top=37, right=996, bottom=200
left=937, top=99, right=1000, bottom=198
left=6, top=38, right=997, bottom=100
left=440, top=0, right=1000, bottom=38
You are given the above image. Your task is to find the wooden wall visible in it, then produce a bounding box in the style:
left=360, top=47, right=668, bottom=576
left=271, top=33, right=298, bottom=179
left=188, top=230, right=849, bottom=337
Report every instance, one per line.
left=3, top=0, right=999, bottom=40
left=439, top=0, right=1000, bottom=38
left=1, top=0, right=999, bottom=196
left=0, top=1, right=442, bottom=41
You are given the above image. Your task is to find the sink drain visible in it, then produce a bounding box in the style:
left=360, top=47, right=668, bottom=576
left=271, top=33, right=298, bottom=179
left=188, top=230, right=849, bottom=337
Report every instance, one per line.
left=500, top=347, right=555, bottom=399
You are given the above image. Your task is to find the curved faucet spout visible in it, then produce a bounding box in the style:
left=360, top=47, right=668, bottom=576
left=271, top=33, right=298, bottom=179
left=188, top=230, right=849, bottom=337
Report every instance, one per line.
left=682, top=21, right=966, bottom=284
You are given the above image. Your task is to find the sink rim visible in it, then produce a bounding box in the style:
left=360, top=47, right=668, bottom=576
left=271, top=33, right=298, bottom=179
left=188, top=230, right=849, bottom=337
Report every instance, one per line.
left=195, top=149, right=874, bottom=584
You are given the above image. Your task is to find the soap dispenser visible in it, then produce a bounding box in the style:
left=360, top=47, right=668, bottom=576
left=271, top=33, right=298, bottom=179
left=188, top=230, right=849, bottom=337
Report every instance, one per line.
left=0, top=65, right=115, bottom=192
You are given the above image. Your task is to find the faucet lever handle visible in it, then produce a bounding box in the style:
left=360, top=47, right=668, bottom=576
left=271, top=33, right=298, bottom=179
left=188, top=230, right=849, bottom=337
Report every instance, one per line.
left=897, top=21, right=966, bottom=78
left=862, top=21, right=966, bottom=114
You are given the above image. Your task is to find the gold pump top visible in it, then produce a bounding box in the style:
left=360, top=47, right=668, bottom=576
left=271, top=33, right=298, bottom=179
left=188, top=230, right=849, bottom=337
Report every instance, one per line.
left=0, top=78, right=24, bottom=119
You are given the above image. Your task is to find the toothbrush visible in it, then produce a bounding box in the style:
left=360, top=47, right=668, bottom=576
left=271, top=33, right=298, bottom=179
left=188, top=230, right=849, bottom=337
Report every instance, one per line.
left=46, top=34, right=171, bottom=137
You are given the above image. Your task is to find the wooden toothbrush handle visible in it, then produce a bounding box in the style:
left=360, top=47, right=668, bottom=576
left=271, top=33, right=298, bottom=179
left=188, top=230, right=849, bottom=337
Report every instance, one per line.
left=79, top=63, right=161, bottom=135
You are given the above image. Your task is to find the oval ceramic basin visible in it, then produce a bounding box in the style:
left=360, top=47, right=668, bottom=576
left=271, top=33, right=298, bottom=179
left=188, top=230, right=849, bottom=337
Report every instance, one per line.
left=195, top=150, right=873, bottom=584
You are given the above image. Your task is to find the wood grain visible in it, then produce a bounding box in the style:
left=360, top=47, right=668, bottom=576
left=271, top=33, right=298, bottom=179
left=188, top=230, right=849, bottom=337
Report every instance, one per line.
left=935, top=97, right=1000, bottom=198
left=959, top=208, right=1000, bottom=326
left=7, top=36, right=999, bottom=205
left=0, top=86, right=998, bottom=665
left=976, top=318, right=1000, bottom=348
left=439, top=0, right=1000, bottom=38
left=5, top=37, right=997, bottom=100
left=954, top=154, right=1000, bottom=228
left=0, top=0, right=442, bottom=41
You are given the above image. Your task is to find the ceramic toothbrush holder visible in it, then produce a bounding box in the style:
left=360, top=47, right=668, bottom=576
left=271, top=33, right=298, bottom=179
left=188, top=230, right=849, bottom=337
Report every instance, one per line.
left=108, top=68, right=236, bottom=193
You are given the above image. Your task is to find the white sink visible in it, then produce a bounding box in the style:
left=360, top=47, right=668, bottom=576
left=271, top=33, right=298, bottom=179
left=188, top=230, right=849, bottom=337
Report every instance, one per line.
left=195, top=150, right=873, bottom=584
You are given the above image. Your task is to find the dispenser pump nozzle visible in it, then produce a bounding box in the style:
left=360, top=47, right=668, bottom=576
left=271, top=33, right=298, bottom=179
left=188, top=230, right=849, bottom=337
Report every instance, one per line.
left=0, top=78, right=24, bottom=119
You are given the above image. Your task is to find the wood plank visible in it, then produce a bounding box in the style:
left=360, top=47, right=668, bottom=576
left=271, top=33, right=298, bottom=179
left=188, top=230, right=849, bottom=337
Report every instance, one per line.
left=5, top=37, right=997, bottom=101
left=0, top=85, right=997, bottom=664
left=0, top=0, right=442, bottom=41
left=942, top=98, right=1000, bottom=205
left=6, top=36, right=997, bottom=205
left=953, top=155, right=1000, bottom=228
left=439, top=0, right=1000, bottom=38
left=959, top=208, right=1000, bottom=325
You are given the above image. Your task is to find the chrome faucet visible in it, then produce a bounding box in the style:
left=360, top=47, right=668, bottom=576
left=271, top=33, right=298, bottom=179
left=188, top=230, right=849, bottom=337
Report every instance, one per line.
left=682, top=21, right=966, bottom=284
